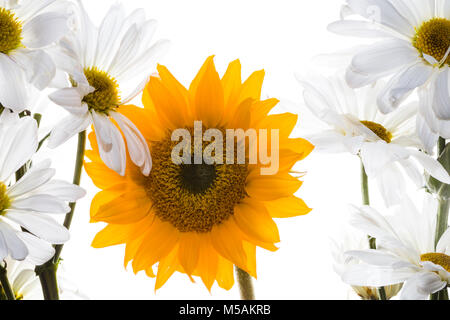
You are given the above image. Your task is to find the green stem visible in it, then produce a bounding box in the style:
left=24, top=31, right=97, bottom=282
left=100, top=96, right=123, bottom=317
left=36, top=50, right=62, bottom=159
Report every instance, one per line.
left=0, top=265, right=15, bottom=300
left=235, top=266, right=255, bottom=300
left=431, top=137, right=449, bottom=300
left=35, top=263, right=59, bottom=300
left=35, top=130, right=86, bottom=300
left=360, top=160, right=387, bottom=300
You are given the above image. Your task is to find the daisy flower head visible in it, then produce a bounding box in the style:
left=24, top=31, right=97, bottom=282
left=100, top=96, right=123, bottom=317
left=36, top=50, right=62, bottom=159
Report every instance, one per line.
left=342, top=192, right=450, bottom=300
left=0, top=0, right=73, bottom=112
left=328, top=0, right=450, bottom=147
left=48, top=0, right=170, bottom=176
left=0, top=115, right=85, bottom=265
left=298, top=72, right=450, bottom=206
left=86, top=56, right=314, bottom=291
left=331, top=227, right=402, bottom=300
left=0, top=257, right=40, bottom=300
left=0, top=257, right=88, bottom=300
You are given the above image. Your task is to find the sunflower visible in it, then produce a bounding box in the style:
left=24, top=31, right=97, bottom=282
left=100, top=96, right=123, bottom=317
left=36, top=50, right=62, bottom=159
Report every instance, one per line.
left=85, top=56, right=313, bottom=291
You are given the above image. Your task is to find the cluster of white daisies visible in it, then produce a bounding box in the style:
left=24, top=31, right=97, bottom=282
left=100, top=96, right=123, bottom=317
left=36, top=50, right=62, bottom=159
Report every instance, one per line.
left=299, top=0, right=450, bottom=299
left=0, top=0, right=166, bottom=299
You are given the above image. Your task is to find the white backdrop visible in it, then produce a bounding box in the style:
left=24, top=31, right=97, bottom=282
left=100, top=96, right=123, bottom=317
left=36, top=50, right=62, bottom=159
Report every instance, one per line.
left=39, top=0, right=389, bottom=300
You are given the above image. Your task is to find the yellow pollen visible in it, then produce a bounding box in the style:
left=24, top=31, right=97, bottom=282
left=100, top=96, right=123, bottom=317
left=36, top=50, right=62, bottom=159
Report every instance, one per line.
left=413, top=18, right=450, bottom=66
left=144, top=128, right=248, bottom=233
left=82, top=67, right=120, bottom=114
left=421, top=253, right=450, bottom=272
left=360, top=120, right=392, bottom=143
left=0, top=8, right=22, bottom=54
left=0, top=183, right=10, bottom=215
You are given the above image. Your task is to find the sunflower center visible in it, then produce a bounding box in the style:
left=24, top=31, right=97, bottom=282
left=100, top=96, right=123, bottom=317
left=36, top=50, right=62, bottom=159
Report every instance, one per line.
left=413, top=18, right=450, bottom=66
left=82, top=67, right=120, bottom=114
left=0, top=8, right=22, bottom=54
left=421, top=253, right=450, bottom=272
left=144, top=129, right=248, bottom=233
left=360, top=121, right=392, bottom=143
left=0, top=183, right=10, bottom=215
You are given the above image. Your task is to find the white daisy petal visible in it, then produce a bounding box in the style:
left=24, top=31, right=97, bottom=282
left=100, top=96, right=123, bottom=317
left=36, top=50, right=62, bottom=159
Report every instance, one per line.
left=93, top=114, right=126, bottom=176
left=111, top=112, right=152, bottom=175
left=0, top=117, right=38, bottom=181
left=350, top=40, right=418, bottom=77
left=408, top=149, right=450, bottom=184
left=0, top=53, right=28, bottom=112
left=345, top=0, right=415, bottom=37
left=16, top=232, right=55, bottom=266
left=48, top=112, right=91, bottom=148
left=400, top=272, right=446, bottom=300
left=12, top=269, right=35, bottom=293
left=10, top=194, right=70, bottom=214
left=328, top=20, right=393, bottom=38
left=432, top=69, right=450, bottom=120
left=7, top=168, right=56, bottom=198
left=31, top=180, right=86, bottom=202
left=0, top=222, right=28, bottom=261
left=377, top=62, right=433, bottom=114
left=5, top=211, right=70, bottom=244
left=22, top=12, right=70, bottom=48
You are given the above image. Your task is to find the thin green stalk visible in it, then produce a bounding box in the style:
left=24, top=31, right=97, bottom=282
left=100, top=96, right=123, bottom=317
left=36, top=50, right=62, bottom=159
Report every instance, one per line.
left=235, top=266, right=255, bottom=300
left=0, top=265, right=15, bottom=300
left=36, top=130, right=86, bottom=300
left=36, top=263, right=59, bottom=300
left=431, top=137, right=449, bottom=300
left=360, top=160, right=387, bottom=300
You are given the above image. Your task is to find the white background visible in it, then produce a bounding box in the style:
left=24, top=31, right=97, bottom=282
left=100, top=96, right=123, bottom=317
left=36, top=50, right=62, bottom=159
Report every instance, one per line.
left=40, top=0, right=387, bottom=300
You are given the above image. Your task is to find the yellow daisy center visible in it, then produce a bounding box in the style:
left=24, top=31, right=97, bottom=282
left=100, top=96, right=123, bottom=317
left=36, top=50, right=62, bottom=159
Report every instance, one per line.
left=360, top=120, right=392, bottom=143
left=82, top=67, right=120, bottom=114
left=0, top=183, right=10, bottom=215
left=421, top=253, right=450, bottom=272
left=413, top=18, right=450, bottom=66
left=145, top=129, right=248, bottom=233
left=0, top=8, right=22, bottom=54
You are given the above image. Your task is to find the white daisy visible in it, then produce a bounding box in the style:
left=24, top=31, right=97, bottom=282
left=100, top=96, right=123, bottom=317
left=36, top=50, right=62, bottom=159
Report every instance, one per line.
left=342, top=193, right=450, bottom=300
left=328, top=0, right=450, bottom=148
left=298, top=72, right=450, bottom=206
left=0, top=115, right=85, bottom=265
left=48, top=0, right=169, bottom=176
left=331, top=227, right=402, bottom=300
left=0, top=0, right=72, bottom=112
left=0, top=258, right=40, bottom=299
left=0, top=257, right=88, bottom=300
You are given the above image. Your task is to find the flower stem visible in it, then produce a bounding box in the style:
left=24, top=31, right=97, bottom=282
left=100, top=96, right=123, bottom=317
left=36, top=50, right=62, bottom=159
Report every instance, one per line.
left=360, top=160, right=387, bottom=300
left=0, top=265, right=15, bottom=300
left=35, top=130, right=86, bottom=300
left=431, top=137, right=449, bottom=301
left=235, top=266, right=255, bottom=300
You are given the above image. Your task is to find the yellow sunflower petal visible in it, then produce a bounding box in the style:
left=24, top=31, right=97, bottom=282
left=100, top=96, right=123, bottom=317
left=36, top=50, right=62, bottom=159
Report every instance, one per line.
left=250, top=98, right=279, bottom=127
left=216, top=256, right=235, bottom=290
left=242, top=241, right=257, bottom=278
left=210, top=219, right=248, bottom=272
left=132, top=218, right=179, bottom=272
left=222, top=59, right=242, bottom=109
left=147, top=76, right=188, bottom=130
left=194, top=57, right=224, bottom=127
left=155, top=244, right=179, bottom=290
left=84, top=161, right=125, bottom=189
left=246, top=172, right=303, bottom=201
left=240, top=69, right=265, bottom=101
left=178, top=232, right=201, bottom=276
left=196, top=240, right=219, bottom=291
left=264, top=196, right=312, bottom=218
left=234, top=199, right=280, bottom=244
left=93, top=189, right=152, bottom=224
